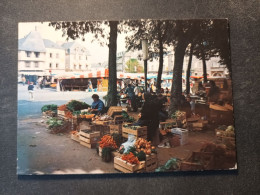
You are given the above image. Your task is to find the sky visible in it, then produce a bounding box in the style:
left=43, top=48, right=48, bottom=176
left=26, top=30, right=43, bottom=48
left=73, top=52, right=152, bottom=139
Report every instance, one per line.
left=18, top=22, right=128, bottom=65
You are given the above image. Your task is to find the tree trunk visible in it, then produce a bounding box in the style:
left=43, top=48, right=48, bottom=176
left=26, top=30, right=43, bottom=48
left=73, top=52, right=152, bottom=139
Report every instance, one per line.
left=156, top=36, right=164, bottom=92
left=144, top=59, right=148, bottom=92
left=202, top=50, right=207, bottom=83
left=186, top=44, right=194, bottom=95
left=169, top=39, right=188, bottom=114
left=107, top=21, right=118, bottom=107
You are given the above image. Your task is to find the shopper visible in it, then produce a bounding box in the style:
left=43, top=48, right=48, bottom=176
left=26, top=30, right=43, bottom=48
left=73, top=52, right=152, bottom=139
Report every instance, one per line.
left=208, top=80, right=220, bottom=103
left=134, top=93, right=160, bottom=145
left=89, top=94, right=105, bottom=115
left=22, top=76, right=26, bottom=86
left=28, top=82, right=34, bottom=101
left=125, top=84, right=138, bottom=112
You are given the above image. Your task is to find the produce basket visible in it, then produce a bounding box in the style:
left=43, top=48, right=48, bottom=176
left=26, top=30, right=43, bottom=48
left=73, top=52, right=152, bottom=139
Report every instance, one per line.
left=145, top=153, right=158, bottom=172
left=109, top=124, right=122, bottom=135
left=107, top=106, right=123, bottom=117
left=114, top=157, right=145, bottom=173
left=79, top=130, right=100, bottom=148
left=70, top=132, right=80, bottom=142
left=122, top=124, right=147, bottom=139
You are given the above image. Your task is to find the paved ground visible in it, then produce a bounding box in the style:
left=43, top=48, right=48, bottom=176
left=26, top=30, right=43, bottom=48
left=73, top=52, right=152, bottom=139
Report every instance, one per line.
left=17, top=84, right=219, bottom=175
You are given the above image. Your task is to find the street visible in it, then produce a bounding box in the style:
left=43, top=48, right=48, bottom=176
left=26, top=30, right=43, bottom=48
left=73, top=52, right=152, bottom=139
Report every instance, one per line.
left=17, top=84, right=114, bottom=175
left=18, top=84, right=107, bottom=119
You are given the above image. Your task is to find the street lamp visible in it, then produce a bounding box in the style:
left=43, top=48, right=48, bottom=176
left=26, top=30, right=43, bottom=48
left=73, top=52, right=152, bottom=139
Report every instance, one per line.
left=142, top=39, right=148, bottom=91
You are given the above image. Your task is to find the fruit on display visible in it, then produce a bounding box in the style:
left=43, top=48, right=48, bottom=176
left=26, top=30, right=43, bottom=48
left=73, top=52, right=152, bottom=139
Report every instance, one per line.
left=134, top=138, right=154, bottom=155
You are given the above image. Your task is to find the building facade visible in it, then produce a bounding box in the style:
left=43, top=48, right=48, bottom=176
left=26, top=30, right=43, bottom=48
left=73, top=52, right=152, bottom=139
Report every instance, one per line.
left=62, top=42, right=91, bottom=72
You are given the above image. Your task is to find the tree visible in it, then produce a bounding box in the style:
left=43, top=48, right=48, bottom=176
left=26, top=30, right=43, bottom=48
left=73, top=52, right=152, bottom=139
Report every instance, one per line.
left=186, top=43, right=194, bottom=94
left=49, top=21, right=119, bottom=107
left=120, top=20, right=170, bottom=91
left=125, top=59, right=143, bottom=73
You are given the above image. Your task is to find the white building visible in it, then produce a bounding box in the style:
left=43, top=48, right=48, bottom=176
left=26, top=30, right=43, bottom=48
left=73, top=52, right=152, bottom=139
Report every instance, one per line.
left=18, top=31, right=46, bottom=76
left=43, top=39, right=66, bottom=75
left=62, top=42, right=91, bottom=72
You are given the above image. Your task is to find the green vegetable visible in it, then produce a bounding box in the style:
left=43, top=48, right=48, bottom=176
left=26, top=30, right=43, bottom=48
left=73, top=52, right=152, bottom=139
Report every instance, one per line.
left=72, top=111, right=81, bottom=116
left=126, top=146, right=137, bottom=156
left=155, top=158, right=181, bottom=172
left=41, top=104, right=57, bottom=113
left=101, top=147, right=113, bottom=162
left=66, top=100, right=90, bottom=112
left=136, top=151, right=146, bottom=161
left=47, top=117, right=64, bottom=129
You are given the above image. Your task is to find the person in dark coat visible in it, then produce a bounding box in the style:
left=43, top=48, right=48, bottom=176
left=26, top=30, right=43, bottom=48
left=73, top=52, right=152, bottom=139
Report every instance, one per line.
left=125, top=84, right=138, bottom=112
left=134, top=93, right=161, bottom=144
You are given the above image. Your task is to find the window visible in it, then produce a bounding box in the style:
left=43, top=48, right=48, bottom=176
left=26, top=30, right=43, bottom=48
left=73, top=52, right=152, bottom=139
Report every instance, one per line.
left=26, top=51, right=31, bottom=57
left=86, top=65, right=88, bottom=69
left=56, top=53, right=59, bottom=58
left=79, top=65, right=82, bottom=69
left=34, top=62, right=39, bottom=68
left=25, top=61, right=30, bottom=68
left=49, top=63, right=52, bottom=68
left=74, top=65, right=76, bottom=69
left=79, top=55, right=81, bottom=60
left=50, top=53, right=52, bottom=58
left=56, top=63, right=59, bottom=68
left=86, top=56, right=88, bottom=60
left=35, top=52, right=40, bottom=58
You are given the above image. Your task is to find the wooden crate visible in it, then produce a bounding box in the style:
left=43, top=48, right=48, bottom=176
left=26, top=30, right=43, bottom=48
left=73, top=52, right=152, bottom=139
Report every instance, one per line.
left=107, top=106, right=123, bottom=117
left=114, top=157, right=145, bottom=173
left=113, top=115, right=124, bottom=124
left=70, top=133, right=80, bottom=142
left=79, top=130, right=100, bottom=138
left=79, top=130, right=100, bottom=148
left=94, top=120, right=111, bottom=125
left=209, top=103, right=229, bottom=111
left=122, top=125, right=147, bottom=139
left=80, top=141, right=97, bottom=149
left=180, top=162, right=204, bottom=171
left=145, top=154, right=158, bottom=172
left=109, top=124, right=122, bottom=134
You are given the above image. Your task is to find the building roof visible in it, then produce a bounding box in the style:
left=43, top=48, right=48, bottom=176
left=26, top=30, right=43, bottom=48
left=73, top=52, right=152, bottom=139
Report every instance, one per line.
left=18, top=31, right=46, bottom=52
left=61, top=42, right=90, bottom=55
left=43, top=39, right=64, bottom=50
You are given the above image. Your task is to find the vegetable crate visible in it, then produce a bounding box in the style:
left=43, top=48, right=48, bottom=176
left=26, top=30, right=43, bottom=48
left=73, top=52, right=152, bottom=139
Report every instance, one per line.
left=145, top=154, right=158, bottom=172
left=122, top=125, right=147, bottom=139
left=114, top=157, right=145, bottom=173
left=188, top=120, right=208, bottom=131
left=79, top=130, right=100, bottom=149
left=70, top=133, right=80, bottom=143
left=109, top=124, right=122, bottom=135
left=171, top=128, right=188, bottom=145
left=107, top=106, right=123, bottom=118
left=57, top=110, right=67, bottom=118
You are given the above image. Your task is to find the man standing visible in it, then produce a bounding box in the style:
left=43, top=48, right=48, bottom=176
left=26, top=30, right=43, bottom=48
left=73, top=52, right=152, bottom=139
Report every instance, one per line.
left=89, top=94, right=105, bottom=115
left=28, top=82, right=34, bottom=101
left=125, top=84, right=137, bottom=112
left=22, top=76, right=26, bottom=86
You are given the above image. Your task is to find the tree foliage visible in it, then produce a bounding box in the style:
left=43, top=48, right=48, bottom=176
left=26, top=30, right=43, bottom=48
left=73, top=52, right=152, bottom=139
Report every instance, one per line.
left=49, top=21, right=120, bottom=106
left=125, top=59, right=144, bottom=73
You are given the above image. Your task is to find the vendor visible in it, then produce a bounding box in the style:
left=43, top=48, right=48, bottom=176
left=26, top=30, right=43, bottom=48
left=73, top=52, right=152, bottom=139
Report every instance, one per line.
left=89, top=94, right=105, bottom=115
